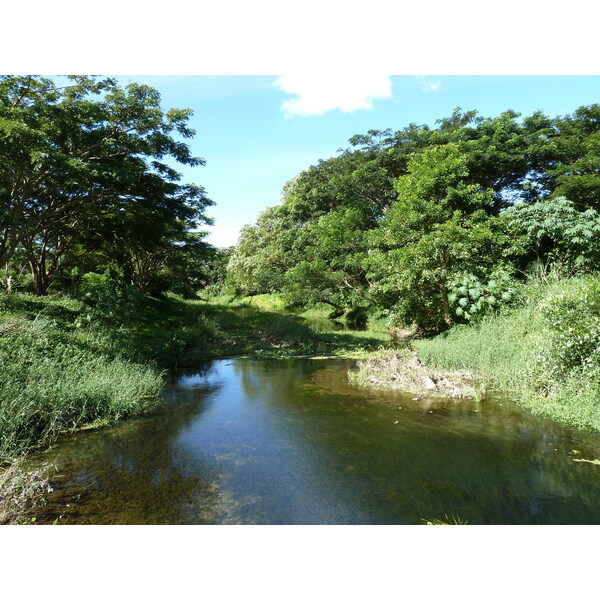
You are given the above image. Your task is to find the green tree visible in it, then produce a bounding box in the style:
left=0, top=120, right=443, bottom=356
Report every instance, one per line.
left=0, top=75, right=212, bottom=294
left=550, top=105, right=600, bottom=211
left=282, top=202, right=373, bottom=314
left=503, top=196, right=600, bottom=276
left=367, top=144, right=509, bottom=330
left=227, top=205, right=296, bottom=295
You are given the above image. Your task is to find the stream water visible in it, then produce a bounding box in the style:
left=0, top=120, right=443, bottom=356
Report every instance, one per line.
left=27, top=357, right=600, bottom=524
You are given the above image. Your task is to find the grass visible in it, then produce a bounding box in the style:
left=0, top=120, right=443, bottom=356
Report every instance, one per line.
left=0, top=294, right=163, bottom=461
left=412, top=277, right=600, bottom=432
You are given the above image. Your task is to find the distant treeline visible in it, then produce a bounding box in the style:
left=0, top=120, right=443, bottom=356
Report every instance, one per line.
left=0, top=75, right=216, bottom=299
left=227, top=105, right=600, bottom=330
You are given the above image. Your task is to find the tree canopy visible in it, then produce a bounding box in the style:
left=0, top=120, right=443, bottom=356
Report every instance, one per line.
left=0, top=75, right=213, bottom=296
left=227, top=104, right=600, bottom=331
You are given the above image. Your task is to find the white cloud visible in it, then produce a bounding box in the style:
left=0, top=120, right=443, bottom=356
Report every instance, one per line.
left=418, top=77, right=443, bottom=93
left=200, top=224, right=240, bottom=248
left=275, top=74, right=393, bottom=117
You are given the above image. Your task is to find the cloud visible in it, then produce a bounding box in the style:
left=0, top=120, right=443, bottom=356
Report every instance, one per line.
left=418, top=77, right=443, bottom=93
left=275, top=74, right=393, bottom=117
left=200, top=224, right=240, bottom=248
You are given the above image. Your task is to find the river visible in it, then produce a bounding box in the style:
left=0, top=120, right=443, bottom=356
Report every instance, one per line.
left=26, top=357, right=600, bottom=524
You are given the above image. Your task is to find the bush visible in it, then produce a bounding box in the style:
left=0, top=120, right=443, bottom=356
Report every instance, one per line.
left=79, top=272, right=144, bottom=323
left=531, top=277, right=600, bottom=387
left=449, top=268, right=517, bottom=323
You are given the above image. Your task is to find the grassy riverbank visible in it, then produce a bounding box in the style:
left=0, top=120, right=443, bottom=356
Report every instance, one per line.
left=0, top=291, right=392, bottom=465
left=412, top=276, right=600, bottom=431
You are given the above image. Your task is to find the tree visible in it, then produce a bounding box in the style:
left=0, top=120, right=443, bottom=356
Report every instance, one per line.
left=367, top=144, right=508, bottom=330
left=282, top=202, right=373, bottom=314
left=0, top=75, right=212, bottom=294
left=227, top=205, right=296, bottom=295
left=550, top=105, right=600, bottom=211
left=503, top=196, right=600, bottom=276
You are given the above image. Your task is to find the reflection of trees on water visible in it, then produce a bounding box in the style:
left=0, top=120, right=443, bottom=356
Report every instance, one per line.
left=29, top=366, right=225, bottom=525
left=229, top=358, right=600, bottom=524
left=27, top=358, right=600, bottom=524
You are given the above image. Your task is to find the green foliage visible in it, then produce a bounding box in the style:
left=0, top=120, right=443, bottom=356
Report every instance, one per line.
left=0, top=293, right=162, bottom=461
left=227, top=206, right=295, bottom=295
left=368, top=145, right=509, bottom=330
left=449, top=268, right=517, bottom=323
left=530, top=278, right=600, bottom=387
left=226, top=104, right=600, bottom=330
left=503, top=196, right=600, bottom=276
left=200, top=246, right=237, bottom=297
left=550, top=105, right=600, bottom=211
left=0, top=75, right=213, bottom=296
left=415, top=276, right=600, bottom=431
left=79, top=272, right=144, bottom=323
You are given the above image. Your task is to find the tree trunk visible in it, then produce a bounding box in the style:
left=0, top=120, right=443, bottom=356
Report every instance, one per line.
left=439, top=276, right=454, bottom=328
left=29, top=260, right=50, bottom=295
left=24, top=231, right=67, bottom=296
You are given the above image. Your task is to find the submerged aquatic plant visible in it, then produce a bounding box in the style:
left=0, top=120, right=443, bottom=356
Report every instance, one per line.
left=0, top=461, right=54, bottom=525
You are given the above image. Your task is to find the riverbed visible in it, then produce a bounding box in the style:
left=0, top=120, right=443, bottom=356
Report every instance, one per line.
left=26, top=357, right=600, bottom=524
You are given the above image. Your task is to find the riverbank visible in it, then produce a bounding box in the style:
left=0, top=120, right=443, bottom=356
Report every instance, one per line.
left=5, top=276, right=599, bottom=523
left=355, top=277, right=600, bottom=433
left=0, top=292, right=392, bottom=463
left=349, top=348, right=485, bottom=400
left=0, top=291, right=394, bottom=522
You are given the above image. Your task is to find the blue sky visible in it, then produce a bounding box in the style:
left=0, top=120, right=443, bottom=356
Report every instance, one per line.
left=114, top=75, right=600, bottom=247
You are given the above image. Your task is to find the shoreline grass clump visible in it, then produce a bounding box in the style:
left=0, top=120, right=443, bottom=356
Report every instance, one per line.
left=0, top=293, right=163, bottom=462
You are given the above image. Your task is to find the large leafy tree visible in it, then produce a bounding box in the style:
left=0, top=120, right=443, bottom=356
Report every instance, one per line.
left=0, top=75, right=212, bottom=294
left=227, top=205, right=297, bottom=295
left=550, top=105, right=600, bottom=210
left=367, top=144, right=509, bottom=330
left=503, top=196, right=600, bottom=275
left=282, top=202, right=374, bottom=313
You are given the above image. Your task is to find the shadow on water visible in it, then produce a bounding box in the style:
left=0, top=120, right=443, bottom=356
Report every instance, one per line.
left=25, top=358, right=600, bottom=525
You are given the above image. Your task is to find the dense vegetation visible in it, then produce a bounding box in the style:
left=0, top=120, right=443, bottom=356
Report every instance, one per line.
left=415, top=274, right=600, bottom=430
left=2, top=74, right=600, bottom=480
left=228, top=105, right=600, bottom=330
left=0, top=291, right=392, bottom=463
left=0, top=75, right=215, bottom=298
left=0, top=75, right=216, bottom=466
left=225, top=103, right=600, bottom=431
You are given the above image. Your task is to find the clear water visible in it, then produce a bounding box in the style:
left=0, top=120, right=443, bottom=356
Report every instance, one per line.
left=28, top=358, right=600, bottom=524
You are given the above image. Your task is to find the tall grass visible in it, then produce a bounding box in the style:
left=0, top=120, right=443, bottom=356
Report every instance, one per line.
left=0, top=293, right=163, bottom=461
left=414, top=277, right=600, bottom=431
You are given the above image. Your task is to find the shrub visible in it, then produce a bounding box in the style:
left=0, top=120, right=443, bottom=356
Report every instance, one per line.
left=530, top=278, right=600, bottom=388
left=449, top=268, right=517, bottom=323
left=79, top=272, right=144, bottom=323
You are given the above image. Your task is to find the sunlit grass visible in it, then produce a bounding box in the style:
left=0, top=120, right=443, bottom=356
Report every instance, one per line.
left=414, top=277, right=600, bottom=431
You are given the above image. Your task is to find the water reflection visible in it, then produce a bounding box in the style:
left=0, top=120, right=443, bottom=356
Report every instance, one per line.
left=26, top=358, right=600, bottom=524
left=28, top=369, right=225, bottom=524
